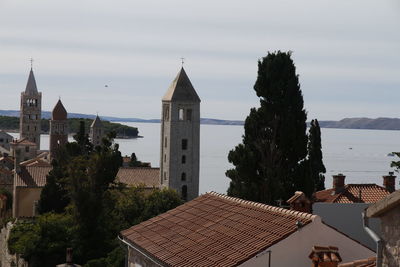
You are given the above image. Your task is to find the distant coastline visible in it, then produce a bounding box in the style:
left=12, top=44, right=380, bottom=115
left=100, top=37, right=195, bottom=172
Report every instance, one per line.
left=2, top=110, right=400, bottom=130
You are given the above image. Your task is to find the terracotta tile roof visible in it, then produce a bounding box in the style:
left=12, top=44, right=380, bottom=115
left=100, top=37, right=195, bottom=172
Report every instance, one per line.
left=339, top=257, right=376, bottom=267
left=366, top=190, right=400, bottom=217
left=0, top=156, right=14, bottom=164
left=20, top=157, right=51, bottom=167
left=309, top=246, right=342, bottom=263
left=314, top=184, right=390, bottom=203
left=121, top=192, right=316, bottom=267
left=287, top=191, right=311, bottom=204
left=116, top=167, right=160, bottom=188
left=11, top=138, right=36, bottom=146
left=15, top=166, right=52, bottom=187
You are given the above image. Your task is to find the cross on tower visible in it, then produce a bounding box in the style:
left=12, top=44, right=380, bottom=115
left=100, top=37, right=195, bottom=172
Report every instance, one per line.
left=180, top=57, right=185, bottom=67
left=30, top=58, right=34, bottom=69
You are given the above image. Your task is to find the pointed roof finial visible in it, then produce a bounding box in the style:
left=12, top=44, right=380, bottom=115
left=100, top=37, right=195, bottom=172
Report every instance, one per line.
left=180, top=57, right=185, bottom=67
left=30, top=57, right=34, bottom=70
left=25, top=67, right=38, bottom=95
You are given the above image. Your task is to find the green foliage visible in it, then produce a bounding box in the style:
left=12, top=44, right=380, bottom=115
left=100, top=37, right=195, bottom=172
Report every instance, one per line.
left=0, top=116, right=138, bottom=138
left=390, top=152, right=400, bottom=171
left=8, top=213, right=73, bottom=267
left=307, top=119, right=326, bottom=193
left=84, top=247, right=125, bottom=267
left=128, top=152, right=148, bottom=167
left=226, top=51, right=310, bottom=204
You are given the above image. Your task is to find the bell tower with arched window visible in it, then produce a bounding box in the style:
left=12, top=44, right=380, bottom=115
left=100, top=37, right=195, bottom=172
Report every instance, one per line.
left=160, top=67, right=200, bottom=201
left=20, top=68, right=42, bottom=149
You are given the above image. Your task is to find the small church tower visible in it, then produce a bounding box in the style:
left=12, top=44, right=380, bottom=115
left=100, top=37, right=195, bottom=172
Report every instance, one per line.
left=20, top=68, right=42, bottom=149
left=90, top=115, right=104, bottom=146
left=49, top=99, right=68, bottom=159
left=160, top=67, right=200, bottom=201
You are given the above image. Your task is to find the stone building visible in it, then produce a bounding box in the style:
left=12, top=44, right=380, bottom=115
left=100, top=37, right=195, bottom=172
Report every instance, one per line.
left=90, top=115, right=104, bottom=146
left=160, top=67, right=200, bottom=201
left=19, top=68, right=42, bottom=149
left=366, top=190, right=400, bottom=267
left=0, top=131, right=13, bottom=152
left=49, top=99, right=68, bottom=159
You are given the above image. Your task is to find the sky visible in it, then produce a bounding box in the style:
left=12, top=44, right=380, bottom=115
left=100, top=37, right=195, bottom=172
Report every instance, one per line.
left=0, top=0, right=399, bottom=121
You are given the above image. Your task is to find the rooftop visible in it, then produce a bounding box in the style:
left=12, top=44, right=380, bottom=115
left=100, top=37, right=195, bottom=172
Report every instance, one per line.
left=15, top=166, right=52, bottom=187
left=314, top=184, right=390, bottom=204
left=339, top=257, right=376, bottom=267
left=162, top=67, right=201, bottom=103
left=25, top=69, right=38, bottom=95
left=116, top=167, right=160, bottom=188
left=121, top=192, right=316, bottom=267
left=366, top=190, right=400, bottom=217
left=52, top=99, right=67, bottom=120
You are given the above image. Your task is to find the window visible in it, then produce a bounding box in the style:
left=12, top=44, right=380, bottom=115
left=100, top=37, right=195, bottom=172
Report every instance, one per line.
left=181, top=185, right=188, bottom=201
left=182, top=139, right=188, bottom=150
left=164, top=136, right=167, bottom=147
left=0, top=139, right=3, bottom=143
left=164, top=154, right=166, bottom=162
left=181, top=155, right=186, bottom=164
left=181, top=172, right=186, bottom=181
left=28, top=115, right=31, bottom=120
left=186, top=109, right=192, bottom=121
left=34, top=126, right=37, bottom=131
left=164, top=172, right=167, bottom=180
left=164, top=105, right=170, bottom=121
left=25, top=146, right=30, bottom=152
left=179, top=108, right=184, bottom=120
left=36, top=115, right=38, bottom=120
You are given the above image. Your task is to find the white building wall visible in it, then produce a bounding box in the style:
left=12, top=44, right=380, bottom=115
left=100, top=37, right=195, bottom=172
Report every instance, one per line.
left=313, top=203, right=380, bottom=250
left=239, top=217, right=375, bottom=267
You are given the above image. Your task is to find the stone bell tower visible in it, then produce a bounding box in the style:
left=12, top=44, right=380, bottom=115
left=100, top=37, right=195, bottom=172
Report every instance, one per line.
left=49, top=99, right=68, bottom=159
left=90, top=115, right=104, bottom=146
left=160, top=67, right=200, bottom=201
left=20, top=68, right=42, bottom=149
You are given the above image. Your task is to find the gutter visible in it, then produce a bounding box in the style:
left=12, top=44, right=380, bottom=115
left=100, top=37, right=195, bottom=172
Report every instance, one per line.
left=362, top=211, right=383, bottom=267
left=118, top=234, right=164, bottom=267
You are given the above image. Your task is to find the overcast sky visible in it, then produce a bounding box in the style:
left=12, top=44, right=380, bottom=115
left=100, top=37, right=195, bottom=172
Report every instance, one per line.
left=0, top=0, right=399, bottom=120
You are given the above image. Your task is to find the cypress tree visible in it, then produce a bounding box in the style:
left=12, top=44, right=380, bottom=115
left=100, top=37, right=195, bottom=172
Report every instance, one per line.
left=308, top=119, right=326, bottom=192
left=226, top=51, right=310, bottom=204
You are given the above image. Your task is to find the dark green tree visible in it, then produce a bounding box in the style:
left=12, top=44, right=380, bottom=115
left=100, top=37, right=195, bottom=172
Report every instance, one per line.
left=307, top=119, right=326, bottom=192
left=226, top=51, right=309, bottom=204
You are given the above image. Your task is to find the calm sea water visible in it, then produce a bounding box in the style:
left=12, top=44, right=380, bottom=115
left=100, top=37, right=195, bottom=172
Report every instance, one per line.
left=10, top=123, right=400, bottom=194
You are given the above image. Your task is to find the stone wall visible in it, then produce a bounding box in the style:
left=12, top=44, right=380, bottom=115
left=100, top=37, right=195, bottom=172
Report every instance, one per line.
left=0, top=222, right=28, bottom=267
left=381, top=206, right=400, bottom=267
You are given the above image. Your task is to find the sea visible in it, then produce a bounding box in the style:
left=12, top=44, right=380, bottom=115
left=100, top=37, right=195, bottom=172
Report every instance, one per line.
left=9, top=122, right=400, bottom=194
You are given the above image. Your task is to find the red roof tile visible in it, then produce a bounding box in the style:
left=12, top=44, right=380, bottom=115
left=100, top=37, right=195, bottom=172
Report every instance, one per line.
left=309, top=245, right=342, bottom=263
left=315, top=184, right=390, bottom=203
left=116, top=167, right=160, bottom=188
left=11, top=138, right=36, bottom=146
left=15, top=166, right=52, bottom=187
left=121, top=192, right=316, bottom=267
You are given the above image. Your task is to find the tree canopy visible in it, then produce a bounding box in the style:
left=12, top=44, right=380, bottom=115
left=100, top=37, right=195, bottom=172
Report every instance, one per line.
left=226, top=51, right=317, bottom=204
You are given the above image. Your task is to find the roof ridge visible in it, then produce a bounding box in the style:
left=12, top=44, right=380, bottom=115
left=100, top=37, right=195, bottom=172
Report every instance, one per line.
left=207, top=191, right=317, bottom=221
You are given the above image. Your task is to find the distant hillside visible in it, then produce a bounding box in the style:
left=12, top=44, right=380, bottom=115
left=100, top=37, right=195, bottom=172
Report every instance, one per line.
left=2, top=110, right=400, bottom=130
left=0, top=115, right=138, bottom=138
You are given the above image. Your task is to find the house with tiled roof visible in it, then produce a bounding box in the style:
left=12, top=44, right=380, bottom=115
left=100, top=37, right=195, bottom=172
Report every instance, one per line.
left=311, top=174, right=395, bottom=250
left=12, top=165, right=52, bottom=217
left=120, top=192, right=374, bottom=267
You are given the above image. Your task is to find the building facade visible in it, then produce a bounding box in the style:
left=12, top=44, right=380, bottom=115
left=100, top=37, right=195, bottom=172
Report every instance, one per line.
left=19, top=69, right=42, bottom=149
left=160, top=68, right=200, bottom=201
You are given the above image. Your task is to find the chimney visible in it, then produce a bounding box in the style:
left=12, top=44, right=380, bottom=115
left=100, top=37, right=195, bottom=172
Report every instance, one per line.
left=332, top=174, right=345, bottom=194
left=383, top=172, right=396, bottom=193
left=309, top=246, right=342, bottom=267
left=66, top=247, right=73, bottom=264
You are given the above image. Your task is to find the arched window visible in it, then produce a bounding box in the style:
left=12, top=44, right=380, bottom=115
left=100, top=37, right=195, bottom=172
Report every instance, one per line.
left=181, top=185, right=188, bottom=201
left=181, top=172, right=186, bottom=181
left=179, top=108, right=184, bottom=120
left=181, top=155, right=186, bottom=164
